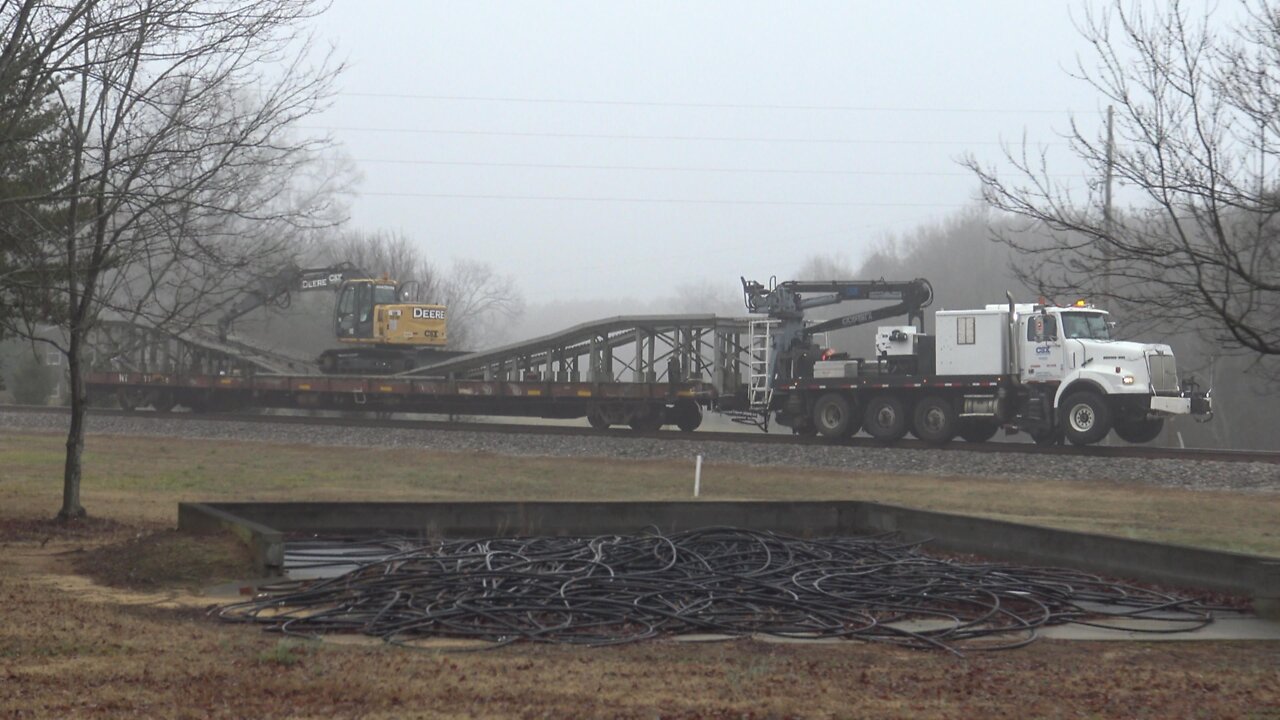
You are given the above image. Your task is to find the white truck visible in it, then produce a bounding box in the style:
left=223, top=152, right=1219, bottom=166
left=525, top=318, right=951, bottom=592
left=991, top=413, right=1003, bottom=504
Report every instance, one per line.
left=733, top=278, right=1212, bottom=446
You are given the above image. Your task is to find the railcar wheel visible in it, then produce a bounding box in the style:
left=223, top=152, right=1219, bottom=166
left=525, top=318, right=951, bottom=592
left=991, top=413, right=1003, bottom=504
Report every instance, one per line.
left=812, top=393, right=854, bottom=439
left=628, top=405, right=665, bottom=432
left=1114, top=418, right=1164, bottom=444
left=1030, top=429, right=1062, bottom=446
left=863, top=394, right=908, bottom=442
left=1061, top=391, right=1112, bottom=446
left=587, top=408, right=610, bottom=430
left=151, top=391, right=177, bottom=413
left=957, top=420, right=999, bottom=443
left=911, top=395, right=957, bottom=445
left=116, top=388, right=143, bottom=412
left=671, top=401, right=703, bottom=432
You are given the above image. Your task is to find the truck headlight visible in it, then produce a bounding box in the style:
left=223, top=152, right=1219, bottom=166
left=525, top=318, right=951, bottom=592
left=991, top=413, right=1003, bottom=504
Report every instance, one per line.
left=1122, top=375, right=1135, bottom=385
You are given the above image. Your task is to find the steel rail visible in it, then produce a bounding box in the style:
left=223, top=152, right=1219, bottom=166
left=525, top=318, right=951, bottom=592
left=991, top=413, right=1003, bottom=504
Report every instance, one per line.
left=3, top=403, right=1277, bottom=465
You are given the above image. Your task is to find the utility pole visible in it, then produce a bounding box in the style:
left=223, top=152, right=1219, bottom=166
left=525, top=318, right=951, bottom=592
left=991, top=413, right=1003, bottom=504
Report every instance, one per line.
left=1101, top=105, right=1115, bottom=446
left=1103, top=105, right=1114, bottom=301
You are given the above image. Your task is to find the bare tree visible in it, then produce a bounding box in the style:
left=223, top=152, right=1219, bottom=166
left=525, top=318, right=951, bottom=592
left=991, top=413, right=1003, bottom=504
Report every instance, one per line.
left=672, top=280, right=740, bottom=316
left=319, top=229, right=441, bottom=301
left=1, top=0, right=345, bottom=520
left=964, top=0, right=1280, bottom=381
left=434, top=259, right=522, bottom=349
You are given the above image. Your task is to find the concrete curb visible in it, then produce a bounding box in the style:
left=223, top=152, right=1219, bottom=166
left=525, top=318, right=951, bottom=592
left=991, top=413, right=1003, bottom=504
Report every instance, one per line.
left=177, top=500, right=1280, bottom=617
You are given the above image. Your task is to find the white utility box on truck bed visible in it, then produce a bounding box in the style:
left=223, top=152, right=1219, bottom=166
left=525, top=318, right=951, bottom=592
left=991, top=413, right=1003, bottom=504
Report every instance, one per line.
left=934, top=309, right=1008, bottom=376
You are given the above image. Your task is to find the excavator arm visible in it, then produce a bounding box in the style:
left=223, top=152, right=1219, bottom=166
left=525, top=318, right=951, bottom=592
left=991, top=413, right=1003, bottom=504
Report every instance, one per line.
left=216, top=262, right=368, bottom=340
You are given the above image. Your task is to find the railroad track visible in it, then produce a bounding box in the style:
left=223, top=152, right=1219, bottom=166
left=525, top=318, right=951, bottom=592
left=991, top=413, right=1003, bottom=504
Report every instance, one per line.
left=3, top=403, right=1277, bottom=465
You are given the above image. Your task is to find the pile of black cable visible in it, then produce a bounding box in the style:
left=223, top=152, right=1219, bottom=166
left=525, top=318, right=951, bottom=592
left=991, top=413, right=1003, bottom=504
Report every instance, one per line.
left=215, top=527, right=1213, bottom=653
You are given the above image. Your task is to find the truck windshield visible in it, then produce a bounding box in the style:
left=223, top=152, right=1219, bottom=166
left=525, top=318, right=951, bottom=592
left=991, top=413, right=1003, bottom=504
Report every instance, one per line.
left=1061, top=312, right=1111, bottom=340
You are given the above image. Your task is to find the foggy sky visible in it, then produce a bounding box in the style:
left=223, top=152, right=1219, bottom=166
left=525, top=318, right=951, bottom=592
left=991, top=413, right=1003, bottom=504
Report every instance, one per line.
left=307, top=1, right=1116, bottom=302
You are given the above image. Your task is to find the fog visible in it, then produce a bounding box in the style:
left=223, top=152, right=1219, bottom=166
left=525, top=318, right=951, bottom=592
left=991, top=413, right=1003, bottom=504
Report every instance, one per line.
left=308, top=1, right=1108, bottom=303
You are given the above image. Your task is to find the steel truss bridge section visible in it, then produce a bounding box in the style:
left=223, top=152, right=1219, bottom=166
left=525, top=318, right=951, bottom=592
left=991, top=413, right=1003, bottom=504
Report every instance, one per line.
left=410, top=314, right=758, bottom=399
left=87, top=318, right=315, bottom=377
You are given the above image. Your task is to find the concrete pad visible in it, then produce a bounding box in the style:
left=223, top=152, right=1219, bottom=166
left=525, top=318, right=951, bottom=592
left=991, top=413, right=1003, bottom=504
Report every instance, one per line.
left=1038, top=616, right=1280, bottom=641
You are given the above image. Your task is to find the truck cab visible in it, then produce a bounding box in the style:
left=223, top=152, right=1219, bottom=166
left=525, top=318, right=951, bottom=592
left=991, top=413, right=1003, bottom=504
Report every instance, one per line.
left=999, top=301, right=1208, bottom=444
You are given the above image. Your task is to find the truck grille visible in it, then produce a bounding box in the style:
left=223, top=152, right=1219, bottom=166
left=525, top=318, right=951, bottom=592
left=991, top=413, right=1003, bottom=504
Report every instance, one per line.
left=1147, top=353, right=1179, bottom=393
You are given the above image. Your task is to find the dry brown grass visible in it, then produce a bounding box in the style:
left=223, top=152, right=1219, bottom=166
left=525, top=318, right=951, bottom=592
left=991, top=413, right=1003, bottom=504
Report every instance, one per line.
left=1, top=542, right=1277, bottom=719
left=2, top=430, right=1278, bottom=554
left=2, top=429, right=1279, bottom=718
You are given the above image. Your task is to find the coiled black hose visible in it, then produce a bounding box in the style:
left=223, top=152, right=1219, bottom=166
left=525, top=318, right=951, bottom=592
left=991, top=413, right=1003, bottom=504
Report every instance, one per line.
left=216, top=527, right=1213, bottom=653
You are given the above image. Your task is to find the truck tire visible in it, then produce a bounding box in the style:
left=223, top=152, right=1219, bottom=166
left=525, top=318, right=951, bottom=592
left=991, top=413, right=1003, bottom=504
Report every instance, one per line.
left=958, top=420, right=999, bottom=443
left=863, top=394, right=908, bottom=442
left=812, top=393, right=854, bottom=439
left=1060, top=391, right=1112, bottom=446
left=1114, top=418, right=1164, bottom=444
left=912, top=395, right=957, bottom=444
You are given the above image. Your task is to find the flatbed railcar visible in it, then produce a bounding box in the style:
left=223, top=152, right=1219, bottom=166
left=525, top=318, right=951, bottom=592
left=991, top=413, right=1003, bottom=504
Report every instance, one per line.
left=86, top=370, right=711, bottom=431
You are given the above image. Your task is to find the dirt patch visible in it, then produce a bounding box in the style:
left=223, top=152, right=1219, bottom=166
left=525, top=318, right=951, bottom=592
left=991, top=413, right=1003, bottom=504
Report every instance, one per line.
left=0, top=514, right=140, bottom=543
left=74, top=529, right=257, bottom=590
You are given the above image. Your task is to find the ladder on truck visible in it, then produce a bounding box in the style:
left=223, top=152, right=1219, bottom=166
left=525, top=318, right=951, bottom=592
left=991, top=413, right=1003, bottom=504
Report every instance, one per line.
left=747, top=318, right=776, bottom=411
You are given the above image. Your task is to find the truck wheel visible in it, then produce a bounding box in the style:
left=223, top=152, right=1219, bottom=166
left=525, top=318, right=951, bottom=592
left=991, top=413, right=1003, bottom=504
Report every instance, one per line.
left=1114, top=418, right=1164, bottom=444
left=863, top=395, right=908, bottom=442
left=958, top=420, right=999, bottom=443
left=1060, top=391, right=1112, bottom=446
left=912, top=396, right=957, bottom=444
left=812, top=393, right=853, bottom=439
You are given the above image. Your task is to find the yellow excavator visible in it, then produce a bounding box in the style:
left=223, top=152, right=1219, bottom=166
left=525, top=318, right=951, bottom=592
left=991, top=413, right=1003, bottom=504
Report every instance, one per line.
left=218, top=262, right=465, bottom=374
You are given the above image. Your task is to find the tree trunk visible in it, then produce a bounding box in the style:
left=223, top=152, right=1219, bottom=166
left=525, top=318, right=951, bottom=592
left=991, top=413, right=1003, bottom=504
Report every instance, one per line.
left=58, top=327, right=87, bottom=520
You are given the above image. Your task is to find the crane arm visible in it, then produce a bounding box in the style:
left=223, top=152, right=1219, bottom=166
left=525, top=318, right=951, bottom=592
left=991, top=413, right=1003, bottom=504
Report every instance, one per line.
left=742, top=277, right=933, bottom=322
left=797, top=279, right=934, bottom=335
left=738, top=276, right=934, bottom=398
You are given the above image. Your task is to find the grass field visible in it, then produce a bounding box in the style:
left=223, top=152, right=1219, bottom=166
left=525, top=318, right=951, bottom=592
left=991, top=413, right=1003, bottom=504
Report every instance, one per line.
left=2, top=429, right=1279, bottom=718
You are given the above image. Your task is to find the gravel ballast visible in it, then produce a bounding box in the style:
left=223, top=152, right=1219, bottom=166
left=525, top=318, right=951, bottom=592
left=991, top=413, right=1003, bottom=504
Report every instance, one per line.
left=2, top=410, right=1277, bottom=493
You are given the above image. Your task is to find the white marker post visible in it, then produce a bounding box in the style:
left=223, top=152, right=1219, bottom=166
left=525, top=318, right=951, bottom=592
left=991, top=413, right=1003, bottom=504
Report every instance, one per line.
left=694, top=455, right=703, bottom=498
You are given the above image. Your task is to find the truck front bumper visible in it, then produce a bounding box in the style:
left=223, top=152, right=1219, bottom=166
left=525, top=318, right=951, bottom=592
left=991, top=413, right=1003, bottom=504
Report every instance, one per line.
left=1150, top=393, right=1212, bottom=417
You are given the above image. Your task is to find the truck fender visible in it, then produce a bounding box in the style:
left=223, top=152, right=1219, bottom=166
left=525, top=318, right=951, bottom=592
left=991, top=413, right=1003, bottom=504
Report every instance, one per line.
left=1052, top=373, right=1109, bottom=410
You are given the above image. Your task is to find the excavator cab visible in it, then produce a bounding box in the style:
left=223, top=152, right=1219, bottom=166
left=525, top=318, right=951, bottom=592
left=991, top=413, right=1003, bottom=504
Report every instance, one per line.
left=334, top=279, right=399, bottom=340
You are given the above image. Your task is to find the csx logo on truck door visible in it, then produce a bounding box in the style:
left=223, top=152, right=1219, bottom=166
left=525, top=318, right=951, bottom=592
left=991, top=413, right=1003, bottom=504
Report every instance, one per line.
left=413, top=308, right=445, bottom=320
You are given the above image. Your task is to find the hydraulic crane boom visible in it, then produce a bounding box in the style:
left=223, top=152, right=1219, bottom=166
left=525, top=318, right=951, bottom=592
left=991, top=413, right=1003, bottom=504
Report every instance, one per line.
left=741, top=277, right=933, bottom=395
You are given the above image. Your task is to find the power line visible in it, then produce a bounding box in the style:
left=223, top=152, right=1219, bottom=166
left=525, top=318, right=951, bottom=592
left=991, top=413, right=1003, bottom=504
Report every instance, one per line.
left=307, top=125, right=1064, bottom=147
left=352, top=157, right=1086, bottom=178
left=350, top=158, right=967, bottom=176
left=336, top=92, right=1095, bottom=115
left=357, top=191, right=966, bottom=207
